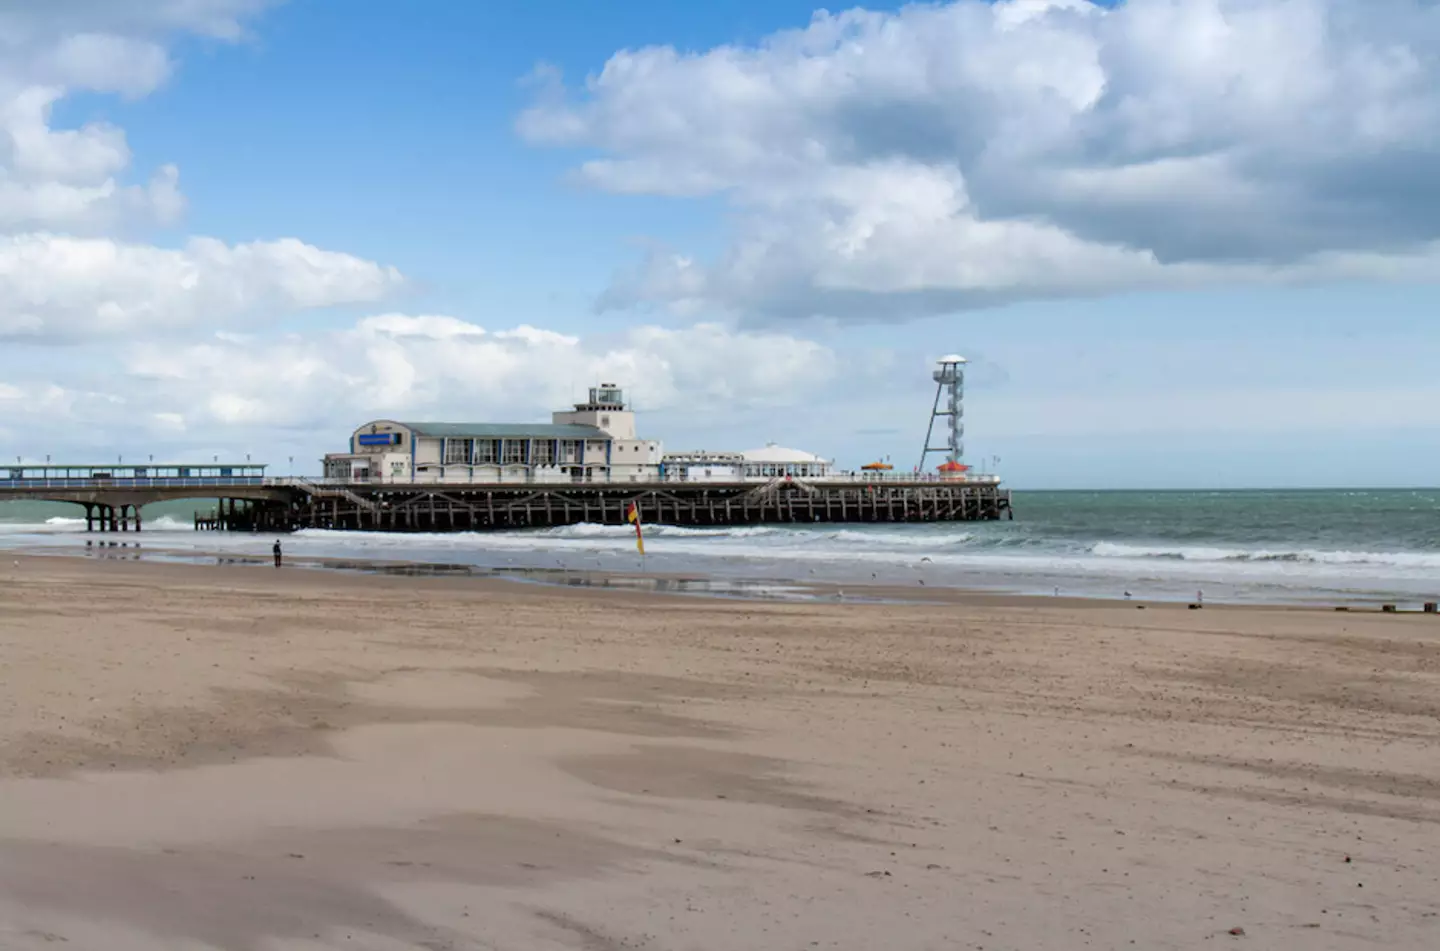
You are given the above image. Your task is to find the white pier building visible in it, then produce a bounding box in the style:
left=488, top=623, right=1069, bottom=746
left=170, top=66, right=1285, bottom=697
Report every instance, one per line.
left=323, top=384, right=662, bottom=484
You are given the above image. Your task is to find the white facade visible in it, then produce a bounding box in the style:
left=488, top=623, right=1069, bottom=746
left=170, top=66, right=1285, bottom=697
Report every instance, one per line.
left=321, top=385, right=854, bottom=486
left=550, top=384, right=662, bottom=482
left=660, top=450, right=743, bottom=483
left=739, top=443, right=834, bottom=479
left=323, top=384, right=664, bottom=484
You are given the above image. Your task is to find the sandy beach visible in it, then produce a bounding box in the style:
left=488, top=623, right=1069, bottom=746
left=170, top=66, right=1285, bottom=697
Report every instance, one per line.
left=1, top=555, right=1437, bottom=950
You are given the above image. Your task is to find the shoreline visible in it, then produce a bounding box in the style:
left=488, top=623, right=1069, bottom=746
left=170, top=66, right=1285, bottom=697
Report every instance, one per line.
left=4, top=545, right=1434, bottom=619
left=8, top=540, right=1426, bottom=613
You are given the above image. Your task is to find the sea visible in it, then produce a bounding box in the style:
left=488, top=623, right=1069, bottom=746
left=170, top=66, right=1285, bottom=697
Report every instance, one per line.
left=1, top=489, right=1437, bottom=606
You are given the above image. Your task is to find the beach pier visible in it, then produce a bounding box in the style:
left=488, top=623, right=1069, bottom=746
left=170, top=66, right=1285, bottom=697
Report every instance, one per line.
left=285, top=477, right=1012, bottom=532
left=0, top=463, right=1012, bottom=535
left=0, top=464, right=294, bottom=534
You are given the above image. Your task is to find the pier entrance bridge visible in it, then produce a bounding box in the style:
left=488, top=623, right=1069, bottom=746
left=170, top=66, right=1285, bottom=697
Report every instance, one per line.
left=0, top=463, right=1012, bottom=533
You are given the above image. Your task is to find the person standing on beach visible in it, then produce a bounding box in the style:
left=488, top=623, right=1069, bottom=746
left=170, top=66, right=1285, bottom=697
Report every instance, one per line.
left=273, top=540, right=283, bottom=568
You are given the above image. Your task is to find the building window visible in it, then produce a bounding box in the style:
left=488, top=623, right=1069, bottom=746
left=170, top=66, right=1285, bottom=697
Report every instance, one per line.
left=532, top=440, right=555, bottom=465
left=474, top=439, right=498, bottom=464
left=560, top=440, right=581, bottom=462
left=444, top=439, right=472, bottom=465
left=502, top=439, right=527, bottom=465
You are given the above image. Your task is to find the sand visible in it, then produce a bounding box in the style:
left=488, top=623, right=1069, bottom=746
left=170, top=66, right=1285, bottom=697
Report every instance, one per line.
left=0, top=554, right=1437, bottom=950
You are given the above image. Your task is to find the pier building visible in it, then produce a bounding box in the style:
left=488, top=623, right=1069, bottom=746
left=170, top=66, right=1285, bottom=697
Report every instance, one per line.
left=738, top=443, right=833, bottom=480
left=322, top=384, right=663, bottom=484
left=656, top=445, right=832, bottom=481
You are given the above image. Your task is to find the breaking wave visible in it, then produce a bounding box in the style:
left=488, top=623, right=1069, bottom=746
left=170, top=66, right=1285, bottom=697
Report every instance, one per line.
left=1091, top=542, right=1440, bottom=570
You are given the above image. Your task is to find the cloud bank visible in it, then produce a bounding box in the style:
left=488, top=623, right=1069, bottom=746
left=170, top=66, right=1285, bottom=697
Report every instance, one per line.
left=6, top=317, right=838, bottom=452
left=520, top=0, right=1440, bottom=321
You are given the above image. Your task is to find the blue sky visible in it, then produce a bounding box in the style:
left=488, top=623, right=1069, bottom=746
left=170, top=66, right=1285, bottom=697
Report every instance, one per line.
left=2, top=0, right=1439, bottom=488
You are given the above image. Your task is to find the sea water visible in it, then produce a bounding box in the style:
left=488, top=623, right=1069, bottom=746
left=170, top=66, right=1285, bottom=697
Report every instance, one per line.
left=1, top=489, right=1436, bottom=605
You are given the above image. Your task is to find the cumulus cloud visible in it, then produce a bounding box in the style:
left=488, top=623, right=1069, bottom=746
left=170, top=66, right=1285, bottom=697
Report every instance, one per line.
left=0, top=1, right=267, bottom=230
left=0, top=86, right=186, bottom=230
left=520, top=0, right=1440, bottom=321
left=0, top=234, right=404, bottom=341
left=0, top=0, right=404, bottom=341
left=118, top=316, right=839, bottom=435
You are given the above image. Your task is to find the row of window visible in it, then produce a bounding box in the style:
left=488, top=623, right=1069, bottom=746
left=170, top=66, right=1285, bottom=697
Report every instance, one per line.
left=441, top=438, right=588, bottom=466
left=742, top=464, right=830, bottom=478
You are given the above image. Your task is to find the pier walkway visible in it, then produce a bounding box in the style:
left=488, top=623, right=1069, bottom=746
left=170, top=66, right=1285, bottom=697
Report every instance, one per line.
left=0, top=464, right=1012, bottom=532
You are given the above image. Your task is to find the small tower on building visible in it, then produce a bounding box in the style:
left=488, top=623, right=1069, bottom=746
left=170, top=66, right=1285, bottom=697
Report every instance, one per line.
left=918, top=355, right=967, bottom=473
left=552, top=383, right=636, bottom=438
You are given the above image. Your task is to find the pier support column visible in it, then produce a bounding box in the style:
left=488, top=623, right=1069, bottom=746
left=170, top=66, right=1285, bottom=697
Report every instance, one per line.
left=134, top=505, right=142, bottom=532
left=84, top=503, right=94, bottom=533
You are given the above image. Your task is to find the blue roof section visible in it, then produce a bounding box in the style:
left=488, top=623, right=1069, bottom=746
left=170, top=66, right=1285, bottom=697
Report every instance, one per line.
left=396, top=422, right=607, bottom=439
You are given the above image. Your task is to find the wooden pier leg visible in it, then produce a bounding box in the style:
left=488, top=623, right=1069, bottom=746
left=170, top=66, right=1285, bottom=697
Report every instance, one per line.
left=84, top=503, right=94, bottom=533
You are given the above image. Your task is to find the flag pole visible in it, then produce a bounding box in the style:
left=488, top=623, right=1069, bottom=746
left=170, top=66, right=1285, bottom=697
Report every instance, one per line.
left=626, top=501, right=645, bottom=557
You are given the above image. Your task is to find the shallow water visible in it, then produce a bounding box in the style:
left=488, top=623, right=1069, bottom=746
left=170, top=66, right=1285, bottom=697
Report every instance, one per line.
left=3, top=489, right=1437, bottom=606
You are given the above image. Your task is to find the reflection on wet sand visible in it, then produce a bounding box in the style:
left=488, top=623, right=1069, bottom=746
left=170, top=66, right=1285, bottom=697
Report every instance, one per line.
left=78, top=544, right=851, bottom=602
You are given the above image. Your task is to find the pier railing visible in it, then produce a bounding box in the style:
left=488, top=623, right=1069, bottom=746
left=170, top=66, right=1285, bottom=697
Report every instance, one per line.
left=0, top=476, right=268, bottom=489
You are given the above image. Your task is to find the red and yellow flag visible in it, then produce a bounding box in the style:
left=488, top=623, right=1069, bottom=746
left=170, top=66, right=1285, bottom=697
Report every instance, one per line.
left=625, top=501, right=645, bottom=555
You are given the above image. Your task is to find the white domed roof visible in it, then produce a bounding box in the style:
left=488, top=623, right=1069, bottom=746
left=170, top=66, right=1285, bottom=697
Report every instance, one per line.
left=741, top=442, right=830, bottom=464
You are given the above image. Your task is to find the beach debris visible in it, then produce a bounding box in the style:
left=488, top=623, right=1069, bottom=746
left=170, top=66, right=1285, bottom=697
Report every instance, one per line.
left=1227, top=926, right=1246, bottom=937
left=1344, top=855, right=1352, bottom=863
left=865, top=870, right=892, bottom=878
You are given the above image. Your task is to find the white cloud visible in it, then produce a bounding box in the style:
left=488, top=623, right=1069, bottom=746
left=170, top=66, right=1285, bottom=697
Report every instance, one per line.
left=0, top=234, right=404, bottom=341
left=0, top=0, right=405, bottom=342
left=520, top=0, right=1440, bottom=321
left=118, top=316, right=839, bottom=436
left=0, top=0, right=243, bottom=231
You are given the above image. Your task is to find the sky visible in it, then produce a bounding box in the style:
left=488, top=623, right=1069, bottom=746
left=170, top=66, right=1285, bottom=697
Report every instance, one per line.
left=0, top=0, right=1438, bottom=490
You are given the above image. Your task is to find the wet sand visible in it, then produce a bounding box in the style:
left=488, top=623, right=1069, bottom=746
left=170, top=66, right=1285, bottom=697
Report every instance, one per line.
left=1, top=554, right=1438, bottom=950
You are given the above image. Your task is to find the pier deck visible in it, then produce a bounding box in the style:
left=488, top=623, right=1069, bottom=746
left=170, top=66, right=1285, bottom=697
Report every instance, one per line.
left=289, top=478, right=1011, bottom=532
left=0, top=470, right=1011, bottom=533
